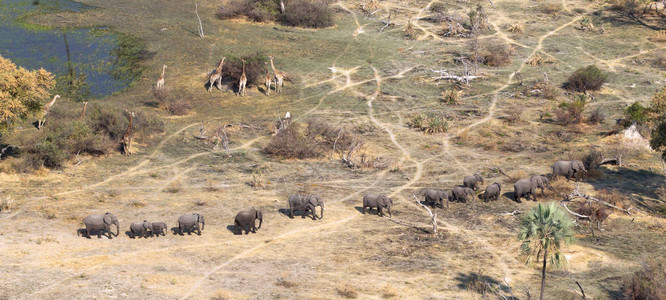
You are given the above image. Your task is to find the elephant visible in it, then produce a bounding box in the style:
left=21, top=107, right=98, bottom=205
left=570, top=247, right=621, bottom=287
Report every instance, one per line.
left=530, top=175, right=550, bottom=195
left=234, top=209, right=263, bottom=234
left=423, top=189, right=449, bottom=208
left=288, top=194, right=325, bottom=220
left=451, top=186, right=475, bottom=202
left=552, top=160, right=586, bottom=181
left=151, top=222, right=167, bottom=237
left=463, top=174, right=484, bottom=191
left=362, top=194, right=393, bottom=217
left=514, top=179, right=537, bottom=203
left=129, top=220, right=152, bottom=238
left=81, top=212, right=119, bottom=239
left=482, top=183, right=502, bottom=202
left=178, top=213, right=205, bottom=235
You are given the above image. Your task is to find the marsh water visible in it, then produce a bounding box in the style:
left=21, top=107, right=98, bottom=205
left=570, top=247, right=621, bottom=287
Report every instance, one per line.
left=0, top=0, right=134, bottom=98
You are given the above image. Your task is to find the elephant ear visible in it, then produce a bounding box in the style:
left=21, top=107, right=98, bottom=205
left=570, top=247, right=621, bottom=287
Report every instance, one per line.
left=256, top=210, right=263, bottom=219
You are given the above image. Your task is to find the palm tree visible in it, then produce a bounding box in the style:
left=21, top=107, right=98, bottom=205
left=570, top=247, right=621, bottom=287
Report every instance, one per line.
left=518, top=202, right=575, bottom=300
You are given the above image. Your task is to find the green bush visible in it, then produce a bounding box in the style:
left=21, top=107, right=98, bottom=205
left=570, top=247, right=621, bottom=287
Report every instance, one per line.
left=556, top=94, right=588, bottom=125
left=625, top=101, right=648, bottom=124
left=564, top=65, right=608, bottom=92
left=29, top=140, right=66, bottom=168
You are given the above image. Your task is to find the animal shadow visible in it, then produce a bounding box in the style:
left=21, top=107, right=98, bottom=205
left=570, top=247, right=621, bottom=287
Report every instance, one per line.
left=278, top=208, right=310, bottom=219
left=226, top=225, right=241, bottom=235
left=355, top=206, right=379, bottom=215
left=77, top=228, right=112, bottom=239
left=125, top=231, right=136, bottom=239
left=170, top=227, right=182, bottom=236
left=502, top=192, right=519, bottom=203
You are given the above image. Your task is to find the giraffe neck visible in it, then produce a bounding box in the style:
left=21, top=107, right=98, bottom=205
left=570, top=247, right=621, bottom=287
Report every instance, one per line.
left=126, top=114, right=133, bottom=136
left=242, top=61, right=245, bottom=75
left=217, top=59, right=224, bottom=73
left=270, top=58, right=279, bottom=74
left=161, top=66, right=166, bottom=77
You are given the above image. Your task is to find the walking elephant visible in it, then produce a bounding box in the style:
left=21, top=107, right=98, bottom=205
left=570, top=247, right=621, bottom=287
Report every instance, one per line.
left=129, top=220, right=152, bottom=238
left=424, top=189, right=449, bottom=208
left=530, top=175, right=550, bottom=195
left=81, top=212, right=119, bottom=239
left=362, top=194, right=393, bottom=217
left=463, top=174, right=484, bottom=190
left=482, top=183, right=502, bottom=202
left=234, top=209, right=263, bottom=234
left=288, top=194, right=325, bottom=220
left=514, top=179, right=537, bottom=203
left=552, top=160, right=586, bottom=181
left=451, top=186, right=475, bottom=202
left=178, top=213, right=205, bottom=235
left=151, top=222, right=167, bottom=237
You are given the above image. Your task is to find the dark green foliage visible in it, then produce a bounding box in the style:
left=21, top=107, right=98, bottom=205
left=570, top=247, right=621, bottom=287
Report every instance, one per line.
left=564, top=65, right=608, bottom=92
left=651, top=121, right=666, bottom=160
left=22, top=104, right=163, bottom=170
left=109, top=33, right=154, bottom=85
left=625, top=101, right=648, bottom=125
left=556, top=94, right=588, bottom=125
left=216, top=0, right=332, bottom=28
left=278, top=0, right=333, bottom=28
left=581, top=148, right=603, bottom=171
left=220, top=53, right=269, bottom=87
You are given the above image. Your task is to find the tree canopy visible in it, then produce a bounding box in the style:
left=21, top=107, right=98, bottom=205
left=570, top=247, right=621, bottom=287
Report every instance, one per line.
left=0, top=55, right=55, bottom=133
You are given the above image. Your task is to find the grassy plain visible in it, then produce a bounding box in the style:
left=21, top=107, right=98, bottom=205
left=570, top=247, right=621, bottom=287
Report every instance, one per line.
left=1, top=0, right=665, bottom=299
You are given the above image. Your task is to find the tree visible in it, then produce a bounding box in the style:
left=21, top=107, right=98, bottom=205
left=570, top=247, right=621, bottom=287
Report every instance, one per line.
left=650, top=87, right=666, bottom=160
left=518, top=202, right=575, bottom=300
left=0, top=55, right=55, bottom=133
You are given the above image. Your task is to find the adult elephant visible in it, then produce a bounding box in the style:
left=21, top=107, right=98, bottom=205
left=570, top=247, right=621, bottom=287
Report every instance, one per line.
left=178, top=213, right=205, bottom=235
left=463, top=174, right=484, bottom=191
left=451, top=186, right=475, bottom=202
left=482, top=183, right=502, bottom=202
left=288, top=194, right=324, bottom=220
left=514, top=179, right=537, bottom=203
left=129, top=220, right=152, bottom=238
left=552, top=160, right=586, bottom=181
left=81, top=212, right=119, bottom=239
left=530, top=175, right=550, bottom=195
left=423, top=189, right=449, bottom=208
left=234, top=209, right=263, bottom=234
left=362, top=194, right=393, bottom=217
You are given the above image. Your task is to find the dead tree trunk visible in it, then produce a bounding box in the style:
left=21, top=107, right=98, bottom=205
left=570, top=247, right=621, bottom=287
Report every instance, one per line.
left=413, top=194, right=437, bottom=234
left=195, top=2, right=204, bottom=38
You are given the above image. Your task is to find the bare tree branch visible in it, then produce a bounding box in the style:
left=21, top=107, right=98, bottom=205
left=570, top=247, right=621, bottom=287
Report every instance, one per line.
left=195, top=2, right=204, bottom=38
left=412, top=194, right=437, bottom=234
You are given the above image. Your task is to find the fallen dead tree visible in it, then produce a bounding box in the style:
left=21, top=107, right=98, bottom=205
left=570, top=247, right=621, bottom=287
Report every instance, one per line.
left=413, top=194, right=437, bottom=234
left=431, top=69, right=480, bottom=84
left=568, top=184, right=644, bottom=215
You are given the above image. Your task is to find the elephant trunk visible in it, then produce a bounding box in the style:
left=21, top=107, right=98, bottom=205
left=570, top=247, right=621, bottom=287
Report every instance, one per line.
left=201, top=221, right=205, bottom=231
left=257, top=218, right=263, bottom=229
left=114, top=222, right=119, bottom=237
left=319, top=203, right=324, bottom=219
left=387, top=207, right=392, bottom=218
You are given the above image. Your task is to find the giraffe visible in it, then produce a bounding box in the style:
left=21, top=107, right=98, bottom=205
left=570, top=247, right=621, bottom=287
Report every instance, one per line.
left=264, top=62, right=272, bottom=95
left=268, top=55, right=285, bottom=94
left=79, top=101, right=88, bottom=120
left=238, top=59, right=247, bottom=97
left=38, top=94, right=59, bottom=129
left=122, top=112, right=135, bottom=156
left=156, top=65, right=167, bottom=90
left=207, top=57, right=226, bottom=92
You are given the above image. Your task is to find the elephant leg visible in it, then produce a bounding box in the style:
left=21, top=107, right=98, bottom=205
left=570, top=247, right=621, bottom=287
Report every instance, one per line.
left=362, top=206, right=366, bottom=214
left=378, top=206, right=383, bottom=217
left=289, top=208, right=294, bottom=219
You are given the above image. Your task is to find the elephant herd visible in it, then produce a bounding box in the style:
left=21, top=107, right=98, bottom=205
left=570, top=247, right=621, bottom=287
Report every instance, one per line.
left=78, top=191, right=393, bottom=239
left=423, top=160, right=587, bottom=207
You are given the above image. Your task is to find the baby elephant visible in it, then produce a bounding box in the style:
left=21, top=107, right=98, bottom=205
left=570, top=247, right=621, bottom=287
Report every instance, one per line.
left=423, top=189, right=449, bottom=208
left=451, top=186, right=475, bottom=202
left=482, top=183, right=502, bottom=202
left=234, top=209, right=263, bottom=234
left=362, top=194, right=393, bottom=217
left=151, top=222, right=167, bottom=237
left=129, top=220, right=152, bottom=238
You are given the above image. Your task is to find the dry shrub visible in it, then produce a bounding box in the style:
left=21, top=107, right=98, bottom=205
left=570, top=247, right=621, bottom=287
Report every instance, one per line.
left=336, top=284, right=358, bottom=299
left=533, top=80, right=561, bottom=100
left=588, top=108, right=605, bottom=124
left=623, top=258, right=666, bottom=300
left=580, top=148, right=603, bottom=172
left=507, top=23, right=524, bottom=33
left=464, top=270, right=490, bottom=295
left=442, top=18, right=465, bottom=37
left=160, top=99, right=191, bottom=116
left=163, top=180, right=183, bottom=193
left=210, top=289, right=233, bottom=300
left=404, top=21, right=418, bottom=39
left=248, top=170, right=265, bottom=189
left=556, top=94, right=588, bottom=126
left=650, top=31, right=666, bottom=44
left=504, top=105, right=523, bottom=124
left=539, top=2, right=562, bottom=14
left=576, top=201, right=610, bottom=228
left=596, top=189, right=630, bottom=209
left=276, top=277, right=298, bottom=288
left=480, top=40, right=512, bottom=66
left=152, top=86, right=170, bottom=102
left=381, top=285, right=398, bottom=298
left=527, top=53, right=554, bottom=66
left=547, top=176, right=571, bottom=198
left=203, top=178, right=220, bottom=192
left=1, top=194, right=15, bottom=212
left=278, top=0, right=333, bottom=28
left=408, top=114, right=448, bottom=134
left=503, top=169, right=528, bottom=184
left=263, top=124, right=322, bottom=159
left=129, top=199, right=146, bottom=208
left=441, top=89, right=463, bottom=105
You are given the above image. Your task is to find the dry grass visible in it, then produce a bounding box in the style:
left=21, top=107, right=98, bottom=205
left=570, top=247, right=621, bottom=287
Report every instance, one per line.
left=527, top=53, right=554, bottom=66
left=163, top=180, right=183, bottom=193
left=1, top=194, right=15, bottom=212
left=336, top=284, right=358, bottom=299
left=507, top=23, right=524, bottom=33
